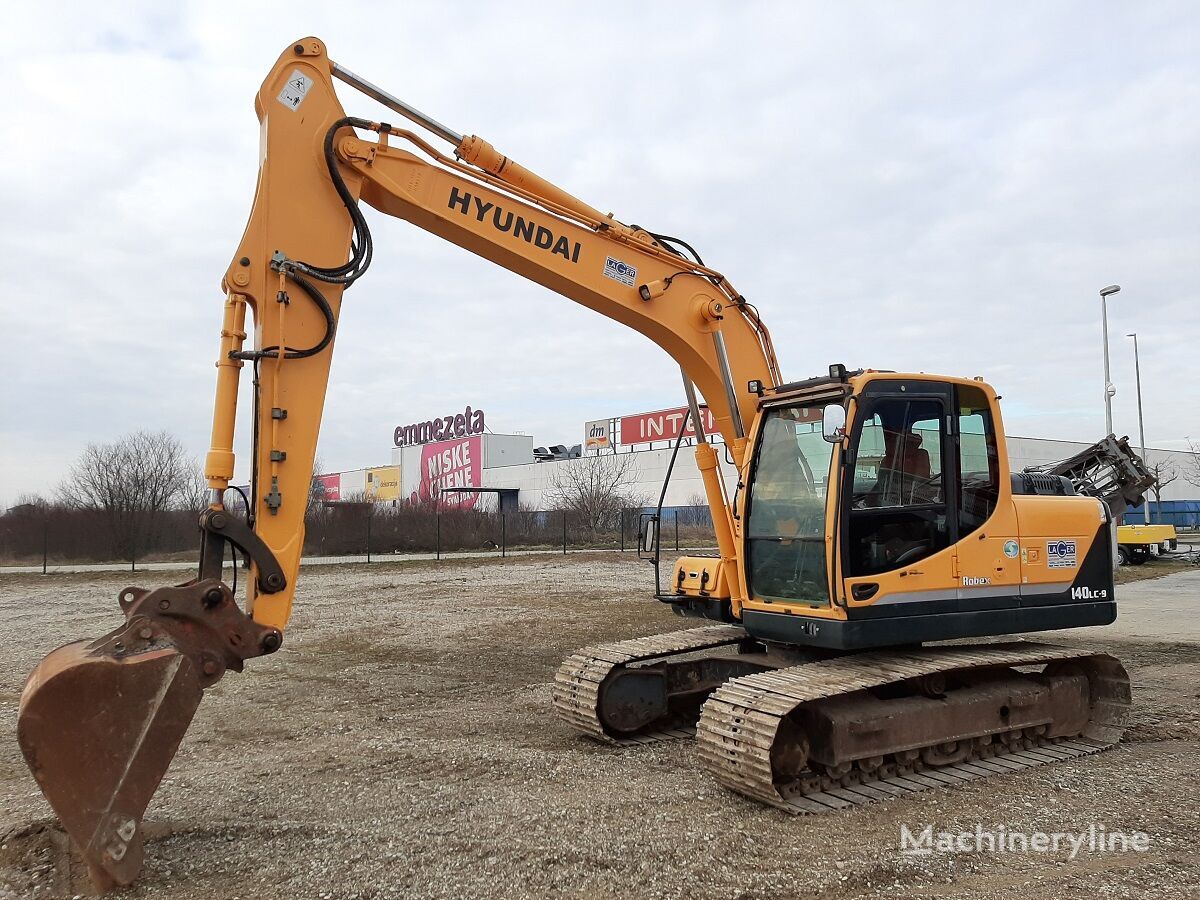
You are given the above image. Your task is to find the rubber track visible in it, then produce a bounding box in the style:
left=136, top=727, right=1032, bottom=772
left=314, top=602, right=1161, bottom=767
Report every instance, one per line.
left=552, top=625, right=747, bottom=744
left=696, top=641, right=1130, bottom=812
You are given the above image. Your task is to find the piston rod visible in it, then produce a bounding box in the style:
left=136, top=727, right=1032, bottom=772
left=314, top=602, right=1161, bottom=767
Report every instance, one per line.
left=331, top=62, right=464, bottom=146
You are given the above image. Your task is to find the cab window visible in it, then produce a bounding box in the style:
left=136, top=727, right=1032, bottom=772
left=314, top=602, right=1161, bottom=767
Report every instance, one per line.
left=957, top=384, right=999, bottom=536
left=846, top=397, right=949, bottom=576
left=746, top=406, right=833, bottom=605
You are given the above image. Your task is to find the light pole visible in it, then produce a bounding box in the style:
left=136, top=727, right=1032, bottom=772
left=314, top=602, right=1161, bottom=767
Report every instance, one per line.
left=1127, top=331, right=1148, bottom=520
left=1100, top=285, right=1120, bottom=433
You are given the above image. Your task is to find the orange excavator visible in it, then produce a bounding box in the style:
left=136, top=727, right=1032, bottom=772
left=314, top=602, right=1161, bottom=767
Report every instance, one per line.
left=18, top=38, right=1130, bottom=889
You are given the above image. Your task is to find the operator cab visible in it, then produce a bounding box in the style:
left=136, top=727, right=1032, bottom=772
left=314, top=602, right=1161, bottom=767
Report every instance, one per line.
left=734, top=371, right=1114, bottom=650
left=744, top=375, right=1003, bottom=612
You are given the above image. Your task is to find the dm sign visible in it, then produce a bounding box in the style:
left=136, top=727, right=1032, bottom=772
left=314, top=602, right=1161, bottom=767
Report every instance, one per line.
left=584, top=419, right=611, bottom=450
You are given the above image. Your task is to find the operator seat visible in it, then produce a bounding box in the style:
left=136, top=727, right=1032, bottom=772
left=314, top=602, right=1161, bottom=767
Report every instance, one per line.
left=872, top=428, right=932, bottom=506
left=895, top=431, right=931, bottom=481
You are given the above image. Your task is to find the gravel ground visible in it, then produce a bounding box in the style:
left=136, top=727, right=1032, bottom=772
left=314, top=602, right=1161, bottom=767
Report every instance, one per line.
left=1, top=555, right=1197, bottom=900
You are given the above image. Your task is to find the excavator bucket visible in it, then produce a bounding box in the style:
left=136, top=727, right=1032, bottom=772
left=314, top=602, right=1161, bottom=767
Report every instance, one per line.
left=16, top=579, right=282, bottom=890
left=18, top=639, right=202, bottom=888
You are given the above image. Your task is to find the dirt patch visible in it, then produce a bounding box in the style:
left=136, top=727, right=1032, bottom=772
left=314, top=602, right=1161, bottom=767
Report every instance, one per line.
left=1, top=556, right=1198, bottom=899
left=1114, top=556, right=1197, bottom=584
left=0, top=822, right=74, bottom=900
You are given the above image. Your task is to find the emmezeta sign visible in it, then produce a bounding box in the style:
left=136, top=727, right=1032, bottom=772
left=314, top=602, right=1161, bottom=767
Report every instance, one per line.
left=394, top=406, right=486, bottom=447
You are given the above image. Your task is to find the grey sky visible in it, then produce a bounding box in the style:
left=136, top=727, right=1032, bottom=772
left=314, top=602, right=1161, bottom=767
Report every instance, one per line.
left=2, top=2, right=1197, bottom=507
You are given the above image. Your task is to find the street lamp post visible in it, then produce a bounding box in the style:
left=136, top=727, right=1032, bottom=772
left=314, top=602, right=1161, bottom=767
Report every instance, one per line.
left=1127, top=331, right=1148, bottom=521
left=1100, top=285, right=1120, bottom=433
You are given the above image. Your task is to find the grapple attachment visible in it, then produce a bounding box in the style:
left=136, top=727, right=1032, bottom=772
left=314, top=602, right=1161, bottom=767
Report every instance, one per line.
left=17, top=579, right=282, bottom=890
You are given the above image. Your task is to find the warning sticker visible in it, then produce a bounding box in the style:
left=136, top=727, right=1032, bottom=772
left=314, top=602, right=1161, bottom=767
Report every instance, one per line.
left=1047, top=539, right=1077, bottom=569
left=277, top=70, right=313, bottom=111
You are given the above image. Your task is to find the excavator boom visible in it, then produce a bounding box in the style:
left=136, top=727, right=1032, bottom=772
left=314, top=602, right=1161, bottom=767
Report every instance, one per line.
left=17, top=37, right=780, bottom=888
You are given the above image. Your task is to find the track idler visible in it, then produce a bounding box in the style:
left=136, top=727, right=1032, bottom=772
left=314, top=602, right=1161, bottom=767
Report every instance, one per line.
left=17, top=579, right=281, bottom=889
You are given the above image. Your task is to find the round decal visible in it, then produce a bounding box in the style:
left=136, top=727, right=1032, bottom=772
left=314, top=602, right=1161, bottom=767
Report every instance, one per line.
left=1003, top=540, right=1020, bottom=559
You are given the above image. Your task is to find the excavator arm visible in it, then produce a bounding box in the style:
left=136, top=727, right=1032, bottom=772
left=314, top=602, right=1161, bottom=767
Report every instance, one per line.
left=18, top=37, right=780, bottom=888
left=219, top=39, right=781, bottom=631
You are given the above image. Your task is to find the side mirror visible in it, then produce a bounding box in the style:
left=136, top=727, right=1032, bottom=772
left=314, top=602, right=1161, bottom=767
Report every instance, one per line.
left=638, top=514, right=659, bottom=560
left=822, top=404, right=847, bottom=443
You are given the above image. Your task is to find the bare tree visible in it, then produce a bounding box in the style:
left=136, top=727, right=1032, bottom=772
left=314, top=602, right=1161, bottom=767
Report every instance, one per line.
left=1147, top=459, right=1179, bottom=525
left=545, top=453, right=648, bottom=537
left=9, top=492, right=52, bottom=514
left=1184, top=440, right=1200, bottom=489
left=676, top=491, right=713, bottom=527
left=180, top=464, right=210, bottom=514
left=58, top=430, right=194, bottom=559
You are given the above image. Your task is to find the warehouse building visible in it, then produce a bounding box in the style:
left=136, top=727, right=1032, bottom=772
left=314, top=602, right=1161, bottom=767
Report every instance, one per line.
left=314, top=403, right=1198, bottom=524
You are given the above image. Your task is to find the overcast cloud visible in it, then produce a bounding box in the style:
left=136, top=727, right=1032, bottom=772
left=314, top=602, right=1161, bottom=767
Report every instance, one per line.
left=1, top=2, right=1197, bottom=507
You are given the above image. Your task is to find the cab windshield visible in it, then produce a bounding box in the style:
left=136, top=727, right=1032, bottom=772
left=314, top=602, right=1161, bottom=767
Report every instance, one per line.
left=745, top=405, right=835, bottom=606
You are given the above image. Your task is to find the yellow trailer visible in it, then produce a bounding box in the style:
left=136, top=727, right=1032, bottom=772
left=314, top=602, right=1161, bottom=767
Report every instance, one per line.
left=1117, top=523, right=1179, bottom=565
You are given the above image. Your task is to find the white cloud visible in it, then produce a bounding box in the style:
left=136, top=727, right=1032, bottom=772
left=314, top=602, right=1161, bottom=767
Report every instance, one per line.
left=2, top=1, right=1197, bottom=506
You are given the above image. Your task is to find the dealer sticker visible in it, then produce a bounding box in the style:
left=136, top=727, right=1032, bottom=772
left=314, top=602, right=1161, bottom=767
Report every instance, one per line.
left=603, top=256, right=637, bottom=287
left=277, top=69, right=313, bottom=111
left=1047, top=539, right=1077, bottom=569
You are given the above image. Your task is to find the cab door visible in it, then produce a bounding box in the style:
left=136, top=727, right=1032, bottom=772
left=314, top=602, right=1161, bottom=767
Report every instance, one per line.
left=951, top=383, right=1022, bottom=606
left=841, top=382, right=960, bottom=614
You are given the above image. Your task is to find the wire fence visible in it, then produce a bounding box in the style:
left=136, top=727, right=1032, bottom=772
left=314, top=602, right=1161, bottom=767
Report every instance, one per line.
left=10, top=497, right=1196, bottom=572
left=0, top=503, right=718, bottom=570
left=291, top=504, right=718, bottom=561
